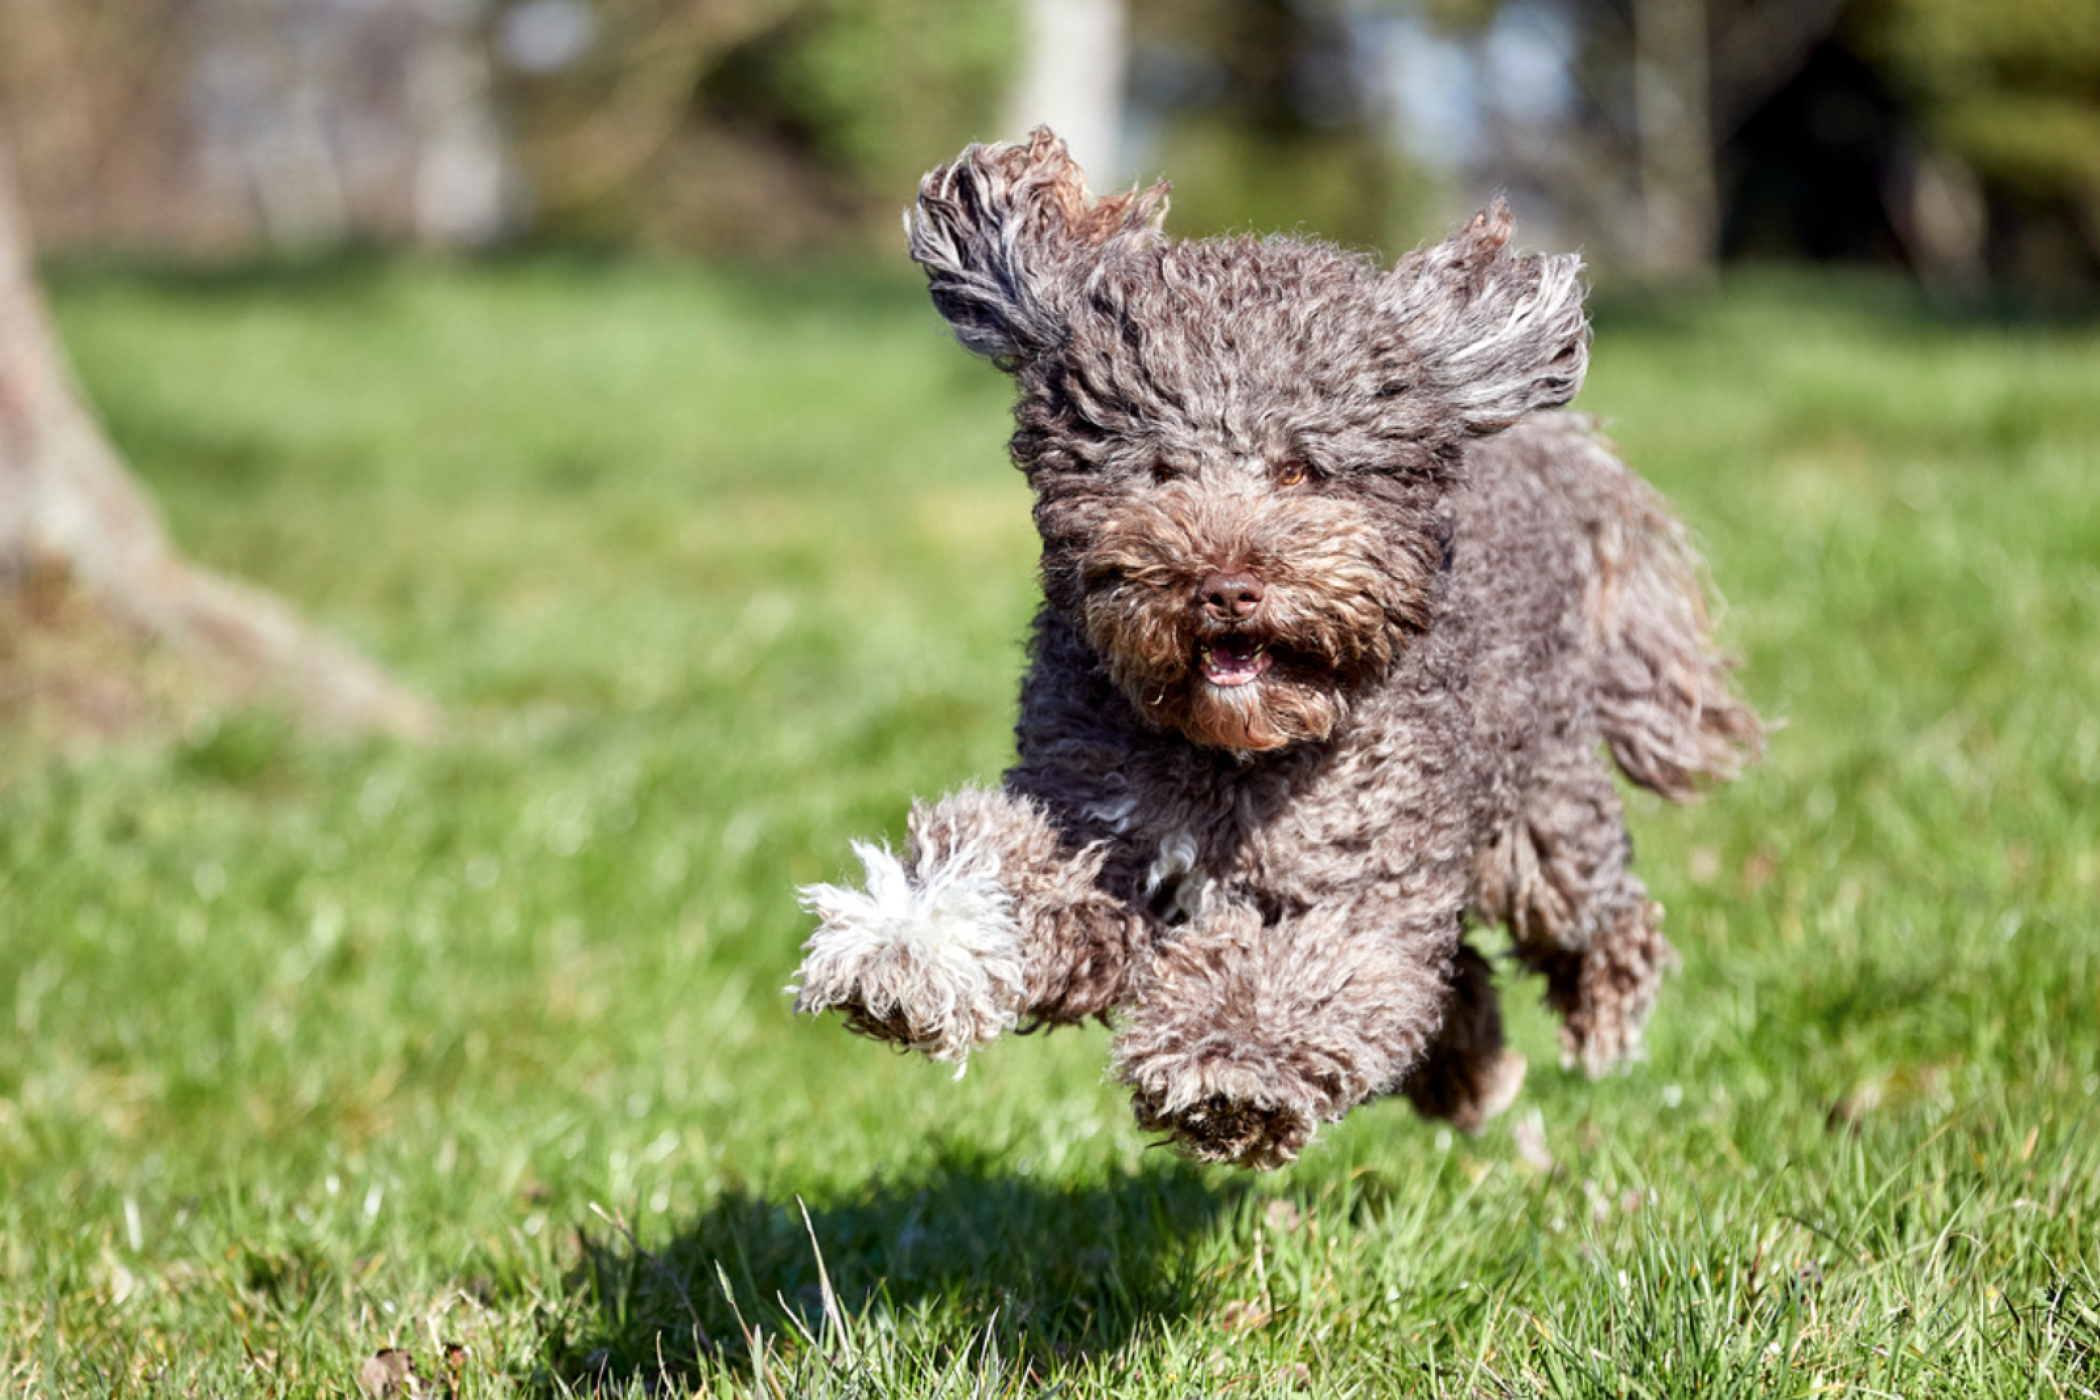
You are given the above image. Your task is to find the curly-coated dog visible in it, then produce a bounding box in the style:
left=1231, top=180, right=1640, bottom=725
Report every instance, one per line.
left=792, top=129, right=1761, bottom=1169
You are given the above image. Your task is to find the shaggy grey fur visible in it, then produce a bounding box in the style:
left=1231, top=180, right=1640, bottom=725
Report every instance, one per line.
left=792, top=129, right=1761, bottom=1169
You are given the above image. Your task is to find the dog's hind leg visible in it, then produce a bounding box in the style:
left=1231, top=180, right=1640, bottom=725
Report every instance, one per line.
left=1396, top=942, right=1528, bottom=1133
left=1470, top=425, right=1751, bottom=1073
left=793, top=786, right=1140, bottom=1072
left=1475, top=744, right=1675, bottom=1077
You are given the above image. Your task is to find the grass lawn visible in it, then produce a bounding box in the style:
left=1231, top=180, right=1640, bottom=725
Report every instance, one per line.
left=3, top=256, right=2097, bottom=1396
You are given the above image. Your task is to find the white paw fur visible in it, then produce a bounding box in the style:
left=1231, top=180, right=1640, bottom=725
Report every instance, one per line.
left=791, top=840, right=1024, bottom=1073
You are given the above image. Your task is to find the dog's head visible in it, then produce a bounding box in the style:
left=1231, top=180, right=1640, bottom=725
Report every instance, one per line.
left=909, top=128, right=1589, bottom=752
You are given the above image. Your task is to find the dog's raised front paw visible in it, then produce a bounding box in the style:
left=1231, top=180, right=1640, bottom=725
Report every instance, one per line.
left=1129, top=1085, right=1314, bottom=1170
left=1115, top=1025, right=1338, bottom=1170
left=791, top=841, right=1024, bottom=1071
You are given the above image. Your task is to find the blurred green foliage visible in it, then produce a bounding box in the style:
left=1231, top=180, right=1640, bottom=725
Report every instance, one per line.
left=1127, top=0, right=2100, bottom=281
left=1864, top=0, right=2100, bottom=195
left=759, top=0, right=1017, bottom=194
left=506, top=0, right=1017, bottom=251
left=1126, top=0, right=1433, bottom=251
left=4, top=0, right=2096, bottom=279
left=1137, top=118, right=1428, bottom=251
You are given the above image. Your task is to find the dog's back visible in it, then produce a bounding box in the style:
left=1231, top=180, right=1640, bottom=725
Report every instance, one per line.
left=1457, top=412, right=1760, bottom=803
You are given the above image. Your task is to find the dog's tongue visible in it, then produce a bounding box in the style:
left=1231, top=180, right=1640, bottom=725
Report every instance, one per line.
left=1200, top=638, right=1272, bottom=687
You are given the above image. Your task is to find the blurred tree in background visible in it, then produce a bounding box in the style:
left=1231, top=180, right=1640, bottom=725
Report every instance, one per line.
left=499, top=0, right=1015, bottom=250
left=0, top=0, right=512, bottom=252
left=1861, top=0, right=2100, bottom=286
left=1119, top=0, right=1406, bottom=251
left=0, top=0, right=2092, bottom=284
left=0, top=135, right=430, bottom=739
left=1122, top=0, right=2097, bottom=288
left=0, top=0, right=1015, bottom=256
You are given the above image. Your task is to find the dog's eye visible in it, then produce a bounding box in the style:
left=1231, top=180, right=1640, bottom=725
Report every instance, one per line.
left=1276, top=459, right=1310, bottom=488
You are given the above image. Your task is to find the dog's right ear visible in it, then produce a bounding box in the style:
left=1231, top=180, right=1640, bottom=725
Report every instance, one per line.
left=1381, top=202, right=1590, bottom=435
left=907, top=127, right=1169, bottom=371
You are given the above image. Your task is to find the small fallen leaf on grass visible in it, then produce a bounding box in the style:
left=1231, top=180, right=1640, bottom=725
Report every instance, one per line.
left=1739, top=849, right=1778, bottom=892
left=1513, top=1110, right=1556, bottom=1174
left=1828, top=1080, right=1883, bottom=1131
left=358, top=1349, right=419, bottom=1398
left=357, top=1345, right=463, bottom=1399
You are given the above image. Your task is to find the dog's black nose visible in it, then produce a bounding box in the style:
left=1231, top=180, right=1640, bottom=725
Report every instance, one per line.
left=1198, top=570, right=1265, bottom=622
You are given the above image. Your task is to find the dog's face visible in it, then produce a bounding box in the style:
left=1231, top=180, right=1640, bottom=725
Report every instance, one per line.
left=909, top=129, right=1590, bottom=752
left=1019, top=239, right=1460, bottom=752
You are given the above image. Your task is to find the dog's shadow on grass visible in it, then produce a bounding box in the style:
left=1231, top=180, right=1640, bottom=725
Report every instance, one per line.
left=554, top=1143, right=1244, bottom=1388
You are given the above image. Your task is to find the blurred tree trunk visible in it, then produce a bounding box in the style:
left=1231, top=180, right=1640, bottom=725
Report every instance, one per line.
left=0, top=138, right=433, bottom=741
left=1007, top=0, right=1128, bottom=180
left=1632, top=0, right=1718, bottom=280
left=1619, top=0, right=1851, bottom=281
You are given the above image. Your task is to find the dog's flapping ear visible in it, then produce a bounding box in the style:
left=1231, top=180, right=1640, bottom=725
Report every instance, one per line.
left=906, top=127, right=1169, bottom=370
left=1382, top=203, right=1589, bottom=435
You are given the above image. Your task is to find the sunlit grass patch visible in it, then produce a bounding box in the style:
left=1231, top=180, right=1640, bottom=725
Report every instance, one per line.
left=3, top=262, right=2096, bottom=1395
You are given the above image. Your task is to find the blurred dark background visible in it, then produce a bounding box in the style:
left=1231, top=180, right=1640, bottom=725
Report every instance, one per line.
left=2, top=0, right=2095, bottom=288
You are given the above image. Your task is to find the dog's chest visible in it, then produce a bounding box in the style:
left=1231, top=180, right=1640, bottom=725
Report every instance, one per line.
left=1084, top=755, right=1339, bottom=928
left=1142, top=821, right=1213, bottom=926
left=1080, top=705, right=1468, bottom=928
left=1082, top=789, right=1213, bottom=925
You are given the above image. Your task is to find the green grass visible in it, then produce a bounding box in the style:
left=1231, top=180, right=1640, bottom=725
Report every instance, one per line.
left=4, top=258, right=2097, bottom=1396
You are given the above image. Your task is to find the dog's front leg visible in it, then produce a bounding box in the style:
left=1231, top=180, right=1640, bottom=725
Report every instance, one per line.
left=792, top=786, right=1141, bottom=1072
left=1112, top=888, right=1473, bottom=1168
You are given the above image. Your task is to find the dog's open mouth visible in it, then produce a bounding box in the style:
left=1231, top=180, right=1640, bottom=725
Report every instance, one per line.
left=1198, top=636, right=1273, bottom=688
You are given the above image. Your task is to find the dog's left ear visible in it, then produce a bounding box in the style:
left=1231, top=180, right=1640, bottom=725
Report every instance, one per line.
left=1381, top=203, right=1589, bottom=435
left=907, top=127, right=1169, bottom=371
